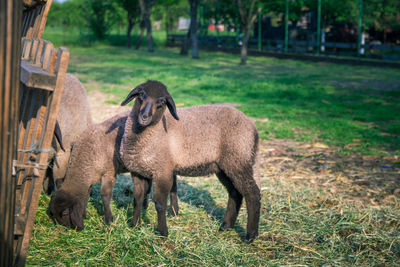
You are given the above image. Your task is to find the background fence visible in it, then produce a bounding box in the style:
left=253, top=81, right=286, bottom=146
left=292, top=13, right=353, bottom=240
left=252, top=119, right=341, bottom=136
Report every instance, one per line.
left=167, top=0, right=400, bottom=61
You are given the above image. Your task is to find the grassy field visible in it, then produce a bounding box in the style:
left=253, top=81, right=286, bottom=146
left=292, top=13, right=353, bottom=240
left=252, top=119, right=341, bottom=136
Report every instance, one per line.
left=26, top=30, right=400, bottom=265
left=44, top=32, right=400, bottom=156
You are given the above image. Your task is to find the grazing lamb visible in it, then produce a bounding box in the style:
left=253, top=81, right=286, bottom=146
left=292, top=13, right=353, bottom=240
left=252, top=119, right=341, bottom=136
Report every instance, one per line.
left=49, top=111, right=179, bottom=230
left=119, top=80, right=261, bottom=243
left=45, top=73, right=93, bottom=194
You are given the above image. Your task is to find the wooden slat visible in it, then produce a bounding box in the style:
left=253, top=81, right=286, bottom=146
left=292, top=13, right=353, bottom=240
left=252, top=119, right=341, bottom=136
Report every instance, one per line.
left=22, top=38, right=32, bottom=60
left=35, top=0, right=52, bottom=39
left=22, top=0, right=51, bottom=39
left=41, top=41, right=53, bottom=70
left=33, top=39, right=44, bottom=65
left=24, top=6, right=40, bottom=38
left=46, top=48, right=57, bottom=74
left=20, top=59, right=56, bottom=90
left=29, top=38, right=39, bottom=61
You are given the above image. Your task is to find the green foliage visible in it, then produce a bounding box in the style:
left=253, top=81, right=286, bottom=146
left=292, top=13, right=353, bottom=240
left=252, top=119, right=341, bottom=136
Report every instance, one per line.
left=263, top=0, right=307, bottom=23
left=47, top=0, right=88, bottom=29
left=363, top=0, right=400, bottom=31
left=153, top=0, right=188, bottom=32
left=85, top=0, right=120, bottom=40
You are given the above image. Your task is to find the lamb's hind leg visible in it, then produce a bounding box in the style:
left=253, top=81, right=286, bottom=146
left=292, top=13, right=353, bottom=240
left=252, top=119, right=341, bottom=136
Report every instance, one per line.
left=131, top=175, right=149, bottom=227
left=101, top=172, right=116, bottom=224
left=142, top=177, right=151, bottom=211
left=217, top=171, right=243, bottom=231
left=169, top=174, right=179, bottom=216
left=243, top=178, right=261, bottom=243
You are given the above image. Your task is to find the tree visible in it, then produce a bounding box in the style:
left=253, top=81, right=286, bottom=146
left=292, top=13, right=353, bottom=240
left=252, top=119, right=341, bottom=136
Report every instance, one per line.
left=237, top=0, right=261, bottom=65
left=180, top=0, right=200, bottom=58
left=85, top=0, right=116, bottom=40
left=118, top=0, right=141, bottom=48
left=138, top=0, right=157, bottom=52
left=363, top=0, right=400, bottom=42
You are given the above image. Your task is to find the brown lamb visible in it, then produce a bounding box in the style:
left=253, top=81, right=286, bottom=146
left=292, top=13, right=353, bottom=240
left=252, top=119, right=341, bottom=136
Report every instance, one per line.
left=45, top=74, right=93, bottom=193
left=119, top=80, right=261, bottom=243
left=49, top=111, right=178, bottom=230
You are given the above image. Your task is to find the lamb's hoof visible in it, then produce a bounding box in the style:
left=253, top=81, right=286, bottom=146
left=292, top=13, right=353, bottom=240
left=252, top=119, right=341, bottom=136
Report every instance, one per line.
left=143, top=198, right=149, bottom=210
left=130, top=220, right=139, bottom=227
left=169, top=206, right=179, bottom=217
left=245, top=232, right=258, bottom=244
left=219, top=222, right=233, bottom=232
left=158, top=229, right=168, bottom=237
left=104, top=216, right=114, bottom=225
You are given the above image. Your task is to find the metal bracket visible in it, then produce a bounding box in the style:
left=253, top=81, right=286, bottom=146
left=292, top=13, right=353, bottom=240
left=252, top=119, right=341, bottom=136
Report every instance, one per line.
left=12, top=159, right=48, bottom=178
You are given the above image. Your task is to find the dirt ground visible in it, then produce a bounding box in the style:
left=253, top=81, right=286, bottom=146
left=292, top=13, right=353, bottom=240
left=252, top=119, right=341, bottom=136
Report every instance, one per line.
left=88, top=91, right=400, bottom=207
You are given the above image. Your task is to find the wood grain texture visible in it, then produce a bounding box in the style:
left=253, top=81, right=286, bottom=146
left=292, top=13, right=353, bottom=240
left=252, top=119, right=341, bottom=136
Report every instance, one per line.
left=0, top=0, right=22, bottom=266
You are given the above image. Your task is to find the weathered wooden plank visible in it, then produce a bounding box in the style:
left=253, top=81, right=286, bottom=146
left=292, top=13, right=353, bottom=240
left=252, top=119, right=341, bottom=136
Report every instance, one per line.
left=33, top=39, right=44, bottom=65
left=41, top=41, right=53, bottom=70
left=35, top=0, right=52, bottom=39
left=46, top=48, right=57, bottom=74
left=20, top=59, right=56, bottom=91
left=0, top=0, right=22, bottom=266
left=25, top=6, right=40, bottom=38
left=22, top=39, right=32, bottom=60
left=29, top=38, right=39, bottom=61
left=20, top=91, right=46, bottom=215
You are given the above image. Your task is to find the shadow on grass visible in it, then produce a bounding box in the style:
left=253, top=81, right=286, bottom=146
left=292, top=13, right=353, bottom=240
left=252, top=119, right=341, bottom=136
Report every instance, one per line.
left=176, top=179, right=247, bottom=239
left=88, top=175, right=246, bottom=238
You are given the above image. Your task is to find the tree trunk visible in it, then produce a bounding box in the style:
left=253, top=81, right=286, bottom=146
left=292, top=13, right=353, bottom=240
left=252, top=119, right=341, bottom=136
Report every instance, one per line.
left=136, top=20, right=145, bottom=50
left=138, top=0, right=156, bottom=52
left=240, top=27, right=250, bottom=65
left=145, top=15, right=154, bottom=52
left=127, top=13, right=134, bottom=48
left=237, top=0, right=260, bottom=65
left=180, top=28, right=190, bottom=55
left=189, top=0, right=199, bottom=59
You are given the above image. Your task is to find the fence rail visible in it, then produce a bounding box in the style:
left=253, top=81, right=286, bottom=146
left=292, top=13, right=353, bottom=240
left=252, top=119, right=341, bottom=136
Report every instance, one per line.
left=167, top=34, right=400, bottom=61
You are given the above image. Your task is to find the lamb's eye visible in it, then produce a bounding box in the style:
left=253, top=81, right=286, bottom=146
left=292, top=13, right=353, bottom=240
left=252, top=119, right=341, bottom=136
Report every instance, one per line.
left=156, top=98, right=166, bottom=108
left=139, top=93, right=146, bottom=101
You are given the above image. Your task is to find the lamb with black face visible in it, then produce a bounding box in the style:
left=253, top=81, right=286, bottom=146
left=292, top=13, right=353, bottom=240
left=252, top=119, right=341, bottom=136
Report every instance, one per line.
left=120, top=80, right=261, bottom=243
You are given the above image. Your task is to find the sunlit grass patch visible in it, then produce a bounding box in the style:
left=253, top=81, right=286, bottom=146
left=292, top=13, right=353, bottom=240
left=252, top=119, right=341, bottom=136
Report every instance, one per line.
left=56, top=44, right=400, bottom=155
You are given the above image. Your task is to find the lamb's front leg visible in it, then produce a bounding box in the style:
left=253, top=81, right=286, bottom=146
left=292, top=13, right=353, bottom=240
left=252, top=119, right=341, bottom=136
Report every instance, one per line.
left=153, top=176, right=174, bottom=237
left=101, top=172, right=116, bottom=224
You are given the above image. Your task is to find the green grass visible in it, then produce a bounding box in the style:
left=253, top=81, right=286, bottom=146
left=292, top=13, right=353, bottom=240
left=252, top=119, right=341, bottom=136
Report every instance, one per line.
left=42, top=27, right=167, bottom=49
left=26, top=30, right=400, bottom=266
left=42, top=37, right=400, bottom=156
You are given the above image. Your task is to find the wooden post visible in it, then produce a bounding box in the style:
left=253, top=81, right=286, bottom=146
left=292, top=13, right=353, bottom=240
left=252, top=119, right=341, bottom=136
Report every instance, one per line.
left=0, top=0, right=22, bottom=266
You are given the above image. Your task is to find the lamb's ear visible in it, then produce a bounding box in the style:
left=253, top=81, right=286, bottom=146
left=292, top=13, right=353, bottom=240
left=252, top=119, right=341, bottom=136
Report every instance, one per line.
left=70, top=203, right=84, bottom=231
left=121, top=87, right=141, bottom=106
left=54, top=121, right=65, bottom=152
left=166, top=95, right=179, bottom=120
